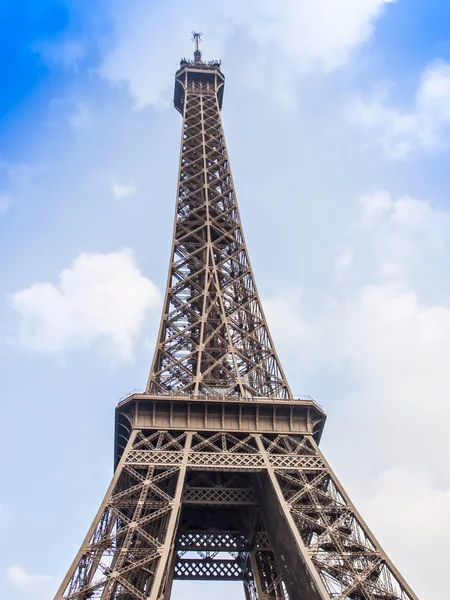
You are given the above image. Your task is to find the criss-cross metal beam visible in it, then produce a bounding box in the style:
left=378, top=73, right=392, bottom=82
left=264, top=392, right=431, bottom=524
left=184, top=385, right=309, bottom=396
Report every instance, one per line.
left=146, top=56, right=291, bottom=399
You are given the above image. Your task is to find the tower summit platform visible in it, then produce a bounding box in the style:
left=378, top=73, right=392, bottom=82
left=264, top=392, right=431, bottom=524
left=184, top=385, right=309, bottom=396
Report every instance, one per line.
left=174, top=32, right=224, bottom=113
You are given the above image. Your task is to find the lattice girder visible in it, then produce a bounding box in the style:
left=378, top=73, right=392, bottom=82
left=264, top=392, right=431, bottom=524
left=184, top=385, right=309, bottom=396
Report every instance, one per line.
left=174, top=555, right=245, bottom=580
left=147, top=71, right=291, bottom=399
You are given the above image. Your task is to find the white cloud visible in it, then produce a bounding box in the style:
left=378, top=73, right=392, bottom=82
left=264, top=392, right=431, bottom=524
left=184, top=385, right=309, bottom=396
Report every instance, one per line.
left=101, top=0, right=395, bottom=108
left=356, top=190, right=449, bottom=282
left=7, top=564, right=56, bottom=594
left=228, top=0, right=396, bottom=71
left=347, top=60, right=450, bottom=157
left=9, top=249, right=161, bottom=362
left=110, top=182, right=137, bottom=199
left=333, top=283, right=450, bottom=466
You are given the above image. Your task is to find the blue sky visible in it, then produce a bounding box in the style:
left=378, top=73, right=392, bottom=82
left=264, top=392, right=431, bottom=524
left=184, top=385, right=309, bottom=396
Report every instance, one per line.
left=1, top=1, right=450, bottom=598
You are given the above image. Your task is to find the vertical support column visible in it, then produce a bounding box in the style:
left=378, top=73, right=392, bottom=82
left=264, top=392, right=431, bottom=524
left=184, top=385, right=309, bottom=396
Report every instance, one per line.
left=248, top=550, right=289, bottom=600
left=253, top=435, right=330, bottom=600
left=249, top=551, right=268, bottom=600
left=149, top=432, right=192, bottom=600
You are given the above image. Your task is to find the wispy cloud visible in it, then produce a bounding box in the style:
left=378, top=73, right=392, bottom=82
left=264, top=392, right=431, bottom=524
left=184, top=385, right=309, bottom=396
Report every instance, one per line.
left=100, top=0, right=395, bottom=108
left=346, top=60, right=450, bottom=157
left=7, top=564, right=56, bottom=597
left=110, top=182, right=137, bottom=199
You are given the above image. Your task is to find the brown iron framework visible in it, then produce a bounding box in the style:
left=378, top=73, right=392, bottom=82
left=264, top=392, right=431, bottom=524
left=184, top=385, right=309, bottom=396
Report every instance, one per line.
left=54, top=39, right=419, bottom=600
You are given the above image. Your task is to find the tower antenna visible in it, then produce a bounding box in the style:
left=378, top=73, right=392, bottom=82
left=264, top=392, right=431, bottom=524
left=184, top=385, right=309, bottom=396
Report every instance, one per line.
left=191, top=31, right=203, bottom=62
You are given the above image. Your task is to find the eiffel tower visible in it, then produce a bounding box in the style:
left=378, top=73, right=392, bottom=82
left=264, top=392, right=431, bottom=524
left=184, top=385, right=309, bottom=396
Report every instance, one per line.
left=55, top=35, right=419, bottom=600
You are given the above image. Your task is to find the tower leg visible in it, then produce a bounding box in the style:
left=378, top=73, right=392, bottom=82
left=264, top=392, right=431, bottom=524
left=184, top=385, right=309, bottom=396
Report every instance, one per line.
left=55, top=430, right=192, bottom=600
left=254, top=434, right=331, bottom=600
left=54, top=430, right=139, bottom=599
left=254, top=433, right=418, bottom=600
left=161, top=548, right=177, bottom=600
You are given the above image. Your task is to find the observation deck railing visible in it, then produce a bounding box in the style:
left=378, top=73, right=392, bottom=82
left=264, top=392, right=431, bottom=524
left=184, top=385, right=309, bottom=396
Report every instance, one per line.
left=118, top=389, right=324, bottom=412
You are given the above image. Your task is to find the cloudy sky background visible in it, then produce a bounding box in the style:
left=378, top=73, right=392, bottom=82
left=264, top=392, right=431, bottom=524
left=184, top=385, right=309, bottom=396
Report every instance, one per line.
left=1, top=1, right=450, bottom=598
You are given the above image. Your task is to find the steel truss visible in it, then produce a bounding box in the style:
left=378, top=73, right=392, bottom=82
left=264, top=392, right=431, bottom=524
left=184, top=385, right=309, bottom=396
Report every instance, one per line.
left=55, top=431, right=417, bottom=600
left=146, top=56, right=290, bottom=399
left=54, top=46, right=418, bottom=600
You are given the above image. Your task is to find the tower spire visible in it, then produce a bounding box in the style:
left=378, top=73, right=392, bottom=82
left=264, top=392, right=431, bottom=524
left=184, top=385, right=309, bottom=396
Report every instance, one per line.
left=191, top=30, right=203, bottom=63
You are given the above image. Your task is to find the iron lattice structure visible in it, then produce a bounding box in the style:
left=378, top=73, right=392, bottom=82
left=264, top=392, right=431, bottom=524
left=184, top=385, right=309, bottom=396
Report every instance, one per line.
left=55, top=42, right=419, bottom=600
left=146, top=55, right=290, bottom=399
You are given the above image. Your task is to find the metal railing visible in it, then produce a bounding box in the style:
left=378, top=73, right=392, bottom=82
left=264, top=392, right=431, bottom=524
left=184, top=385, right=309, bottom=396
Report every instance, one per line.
left=118, top=389, right=324, bottom=411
